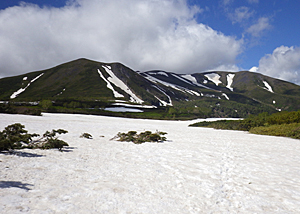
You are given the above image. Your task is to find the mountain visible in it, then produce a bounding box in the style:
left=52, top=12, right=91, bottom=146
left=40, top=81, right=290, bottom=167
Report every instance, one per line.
left=1, top=58, right=300, bottom=119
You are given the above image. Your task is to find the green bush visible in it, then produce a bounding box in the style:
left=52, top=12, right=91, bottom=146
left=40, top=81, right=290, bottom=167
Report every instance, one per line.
left=0, top=123, right=38, bottom=151
left=250, top=123, right=300, bottom=139
left=189, top=110, right=300, bottom=139
left=80, top=133, right=93, bottom=139
left=38, top=129, right=69, bottom=151
left=112, top=130, right=167, bottom=144
left=0, top=123, right=68, bottom=152
left=40, top=138, right=68, bottom=150
left=189, top=120, right=242, bottom=130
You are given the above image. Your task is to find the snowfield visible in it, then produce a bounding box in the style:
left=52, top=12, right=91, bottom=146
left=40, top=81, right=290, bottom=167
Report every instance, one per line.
left=1, top=113, right=300, bottom=213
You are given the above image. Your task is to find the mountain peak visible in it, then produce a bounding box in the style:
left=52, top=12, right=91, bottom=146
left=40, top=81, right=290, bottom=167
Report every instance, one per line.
left=1, top=58, right=300, bottom=118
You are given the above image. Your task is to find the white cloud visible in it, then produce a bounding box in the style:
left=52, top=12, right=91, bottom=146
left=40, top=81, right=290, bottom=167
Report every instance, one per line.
left=204, top=64, right=240, bottom=72
left=257, top=46, right=300, bottom=85
left=0, top=0, right=243, bottom=78
left=229, top=6, right=253, bottom=24
left=246, top=17, right=271, bottom=37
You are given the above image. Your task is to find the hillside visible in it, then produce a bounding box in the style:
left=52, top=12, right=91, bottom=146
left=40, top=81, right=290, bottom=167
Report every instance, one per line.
left=1, top=58, right=300, bottom=119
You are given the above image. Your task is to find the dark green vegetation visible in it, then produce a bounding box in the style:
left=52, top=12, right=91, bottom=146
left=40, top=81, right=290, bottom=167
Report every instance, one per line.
left=0, top=123, right=38, bottom=151
left=80, top=133, right=93, bottom=139
left=1, top=58, right=300, bottom=119
left=111, top=130, right=167, bottom=144
left=0, top=123, right=69, bottom=152
left=39, top=129, right=69, bottom=151
left=189, top=110, right=300, bottom=139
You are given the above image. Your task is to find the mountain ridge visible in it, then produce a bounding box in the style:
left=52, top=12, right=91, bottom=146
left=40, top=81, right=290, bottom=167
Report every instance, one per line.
left=1, top=58, right=300, bottom=119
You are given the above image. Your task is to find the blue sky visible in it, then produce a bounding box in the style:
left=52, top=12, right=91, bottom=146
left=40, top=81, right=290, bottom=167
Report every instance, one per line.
left=0, top=0, right=299, bottom=84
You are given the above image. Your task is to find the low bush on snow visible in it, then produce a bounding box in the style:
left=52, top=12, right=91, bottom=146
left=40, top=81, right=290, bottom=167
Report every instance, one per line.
left=111, top=130, right=167, bottom=144
left=0, top=123, right=68, bottom=152
left=80, top=133, right=93, bottom=139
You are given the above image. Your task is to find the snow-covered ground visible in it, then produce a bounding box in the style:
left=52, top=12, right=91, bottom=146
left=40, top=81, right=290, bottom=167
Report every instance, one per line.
left=1, top=113, right=300, bottom=213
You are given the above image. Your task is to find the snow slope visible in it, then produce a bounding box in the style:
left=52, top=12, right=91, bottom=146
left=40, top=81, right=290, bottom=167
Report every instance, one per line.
left=102, top=66, right=144, bottom=103
left=181, top=74, right=211, bottom=89
left=262, top=81, right=274, bottom=93
left=1, top=113, right=300, bottom=213
left=204, top=73, right=222, bottom=86
left=144, top=74, right=201, bottom=96
left=98, top=69, right=124, bottom=98
left=10, top=73, right=44, bottom=99
left=226, top=74, right=235, bottom=91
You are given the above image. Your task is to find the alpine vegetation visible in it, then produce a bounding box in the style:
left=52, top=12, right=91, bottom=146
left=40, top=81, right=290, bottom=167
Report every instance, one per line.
left=0, top=123, right=68, bottom=152
left=111, top=130, right=167, bottom=144
left=80, top=133, right=93, bottom=139
left=189, top=110, right=300, bottom=139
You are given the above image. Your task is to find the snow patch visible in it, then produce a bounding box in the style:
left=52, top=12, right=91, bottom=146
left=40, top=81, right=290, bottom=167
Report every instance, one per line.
left=190, top=90, right=201, bottom=96
left=182, top=75, right=212, bottom=89
left=262, top=81, right=274, bottom=93
left=2, top=114, right=300, bottom=213
left=148, top=71, right=169, bottom=77
left=112, top=103, right=157, bottom=109
left=151, top=85, right=173, bottom=106
left=226, top=74, right=235, bottom=91
left=104, top=107, right=144, bottom=112
left=145, top=74, right=201, bottom=97
left=115, top=100, right=127, bottom=103
left=145, top=74, right=184, bottom=93
left=222, top=93, right=230, bottom=100
left=204, top=73, right=222, bottom=86
left=204, top=94, right=216, bottom=98
left=57, top=88, right=66, bottom=96
left=157, top=72, right=168, bottom=77
left=102, top=66, right=144, bottom=104
left=2, top=113, right=299, bottom=213
left=98, top=69, right=124, bottom=98
left=10, top=73, right=44, bottom=99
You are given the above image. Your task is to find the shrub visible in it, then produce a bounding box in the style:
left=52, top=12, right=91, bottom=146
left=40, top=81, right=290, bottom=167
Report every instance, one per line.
left=112, top=130, right=167, bottom=144
left=80, top=133, right=93, bottom=139
left=250, top=123, right=300, bottom=139
left=189, top=110, right=300, bottom=140
left=0, top=123, right=68, bottom=152
left=37, top=129, right=69, bottom=151
left=0, top=123, right=38, bottom=151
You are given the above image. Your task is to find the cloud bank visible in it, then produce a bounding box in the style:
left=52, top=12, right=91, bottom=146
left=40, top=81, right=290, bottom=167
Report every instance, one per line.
left=0, top=0, right=242, bottom=78
left=257, top=46, right=300, bottom=85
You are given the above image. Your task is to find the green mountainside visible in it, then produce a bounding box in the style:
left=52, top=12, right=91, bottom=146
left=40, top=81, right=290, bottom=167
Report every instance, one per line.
left=1, top=58, right=300, bottom=119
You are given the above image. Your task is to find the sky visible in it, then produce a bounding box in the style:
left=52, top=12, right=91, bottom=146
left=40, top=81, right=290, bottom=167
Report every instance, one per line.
left=0, top=0, right=299, bottom=85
